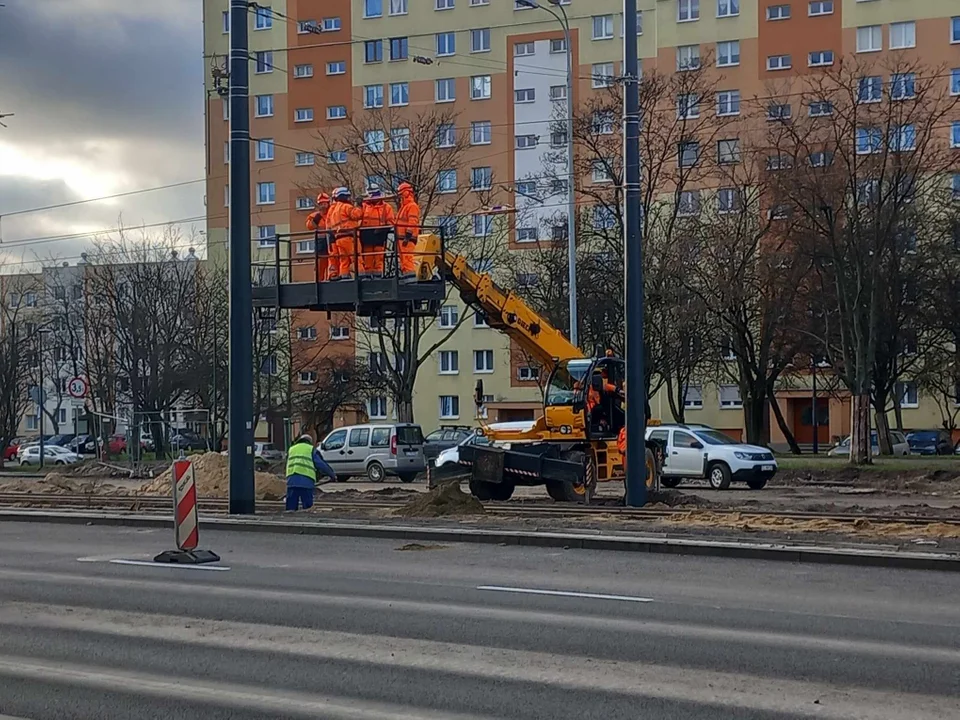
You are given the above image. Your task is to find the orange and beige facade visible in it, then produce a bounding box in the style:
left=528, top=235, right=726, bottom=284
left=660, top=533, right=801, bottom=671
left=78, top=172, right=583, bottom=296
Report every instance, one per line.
left=202, top=0, right=960, bottom=441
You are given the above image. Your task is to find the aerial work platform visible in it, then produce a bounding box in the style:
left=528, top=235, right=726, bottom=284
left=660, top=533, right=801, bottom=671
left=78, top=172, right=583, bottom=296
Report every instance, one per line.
left=251, top=229, right=447, bottom=318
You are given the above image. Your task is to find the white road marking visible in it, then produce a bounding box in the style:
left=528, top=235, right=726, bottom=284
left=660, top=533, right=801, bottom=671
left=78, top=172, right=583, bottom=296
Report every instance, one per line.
left=477, top=585, right=654, bottom=603
left=108, top=559, right=230, bottom=571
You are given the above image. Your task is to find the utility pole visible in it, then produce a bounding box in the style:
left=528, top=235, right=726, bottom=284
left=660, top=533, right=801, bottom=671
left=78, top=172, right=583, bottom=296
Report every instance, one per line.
left=623, top=0, right=646, bottom=507
left=228, top=0, right=255, bottom=514
left=811, top=359, right=819, bottom=455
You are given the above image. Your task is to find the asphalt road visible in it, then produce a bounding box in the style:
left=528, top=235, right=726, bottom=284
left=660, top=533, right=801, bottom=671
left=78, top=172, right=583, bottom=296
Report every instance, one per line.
left=0, top=523, right=958, bottom=719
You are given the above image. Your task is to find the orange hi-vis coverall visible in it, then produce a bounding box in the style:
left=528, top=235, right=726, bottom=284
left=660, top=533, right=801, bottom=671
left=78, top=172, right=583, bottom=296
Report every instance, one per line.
left=328, top=199, right=364, bottom=278
left=359, top=199, right=396, bottom=276
left=395, top=185, right=421, bottom=275
left=305, top=205, right=332, bottom=281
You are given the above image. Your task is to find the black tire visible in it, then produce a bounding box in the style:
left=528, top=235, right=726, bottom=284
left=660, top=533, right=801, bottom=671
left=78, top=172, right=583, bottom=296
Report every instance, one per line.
left=707, top=462, right=732, bottom=490
left=469, top=477, right=494, bottom=501
left=746, top=477, right=767, bottom=490
left=55, top=460, right=64, bottom=466
left=366, top=462, right=385, bottom=483
left=398, top=472, right=417, bottom=484
left=660, top=476, right=682, bottom=488
left=488, top=482, right=515, bottom=501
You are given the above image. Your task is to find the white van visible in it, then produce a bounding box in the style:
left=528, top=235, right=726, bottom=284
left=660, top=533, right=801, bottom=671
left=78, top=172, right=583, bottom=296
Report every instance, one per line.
left=318, top=423, right=425, bottom=483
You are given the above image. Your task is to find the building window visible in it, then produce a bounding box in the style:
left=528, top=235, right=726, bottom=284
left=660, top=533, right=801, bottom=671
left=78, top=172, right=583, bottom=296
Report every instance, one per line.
left=890, top=21, right=916, bottom=49
left=766, top=4, right=790, bottom=20
left=436, top=32, right=456, bottom=56
left=437, top=169, right=457, bottom=193
left=809, top=1, right=833, bottom=16
left=295, top=196, right=313, bottom=211
left=255, top=94, right=274, bottom=117
left=25, top=415, right=38, bottom=431
left=592, top=63, right=614, bottom=88
left=439, top=350, right=459, bottom=374
left=474, top=349, right=494, bottom=373
left=808, top=50, right=834, bottom=67
left=473, top=214, right=492, bottom=236
left=254, top=51, right=273, bottom=73
left=716, top=90, right=741, bottom=116
left=767, top=103, right=791, bottom=121
left=322, top=17, right=341, bottom=31
left=390, top=0, right=408, bottom=15
left=898, top=381, right=919, bottom=408
left=471, top=121, right=492, bottom=145
left=391, top=128, right=410, bottom=152
left=517, top=227, right=537, bottom=242
left=261, top=355, right=278, bottom=376
left=515, top=41, right=535, bottom=57
left=295, top=152, right=315, bottom=167
left=296, top=239, right=314, bottom=253
left=550, top=38, right=567, bottom=53
left=677, top=93, right=700, bottom=119
left=364, top=0, right=382, bottom=18
left=369, top=397, right=388, bottom=419
left=593, top=206, right=616, bottom=230
left=254, top=4, right=272, bottom=30
left=717, top=187, right=739, bottom=213
left=808, top=100, right=833, bottom=117
left=678, top=190, right=700, bottom=216
left=678, top=141, right=699, bottom=167
left=471, top=167, right=492, bottom=190
left=549, top=85, right=567, bottom=102
left=437, top=123, right=456, bottom=147
left=439, top=395, right=460, bottom=419
left=327, top=106, right=347, bottom=120
left=717, top=40, right=740, bottom=67
left=950, top=69, right=960, bottom=96
left=330, top=326, right=350, bottom=340
left=953, top=17, right=960, bottom=43
left=677, top=45, right=701, bottom=71
left=436, top=78, right=456, bottom=103
left=327, top=61, right=346, bottom=75
left=678, top=0, right=700, bottom=22
left=364, top=130, right=386, bottom=154
left=221, top=10, right=230, bottom=33
left=951, top=122, right=960, bottom=148
left=293, top=64, right=314, bottom=78
left=471, top=28, right=491, bottom=53
left=858, top=76, right=882, bottom=103
left=365, top=40, right=383, bottom=63
left=294, top=108, right=314, bottom=122
left=364, top=85, right=384, bottom=108
left=475, top=312, right=490, bottom=327
left=717, top=0, right=738, bottom=18
left=856, top=25, right=881, bottom=53
left=514, top=88, right=536, bottom=104
left=518, top=366, right=539, bottom=381
left=952, top=174, right=960, bottom=200
left=390, top=82, right=409, bottom=106
left=719, top=384, right=742, bottom=408
left=856, top=127, right=883, bottom=154
left=224, top=185, right=229, bottom=207
left=717, top=138, right=740, bottom=164
left=808, top=151, right=833, bottom=167
left=255, top=139, right=274, bottom=161
left=436, top=0, right=455, bottom=9
left=891, top=73, right=916, bottom=100
left=471, top=75, right=491, bottom=100
left=684, top=384, right=703, bottom=408
left=592, top=111, right=615, bottom=135
left=256, top=182, right=275, bottom=205
left=257, top=225, right=276, bottom=247
left=593, top=15, right=614, bottom=40
left=516, top=135, right=538, bottom=150
left=222, top=99, right=229, bottom=120
left=551, top=130, right=566, bottom=147
left=767, top=55, right=791, bottom=71
left=439, top=305, right=459, bottom=328
left=592, top=160, right=613, bottom=183
left=297, top=19, right=318, bottom=34
left=390, top=36, right=408, bottom=60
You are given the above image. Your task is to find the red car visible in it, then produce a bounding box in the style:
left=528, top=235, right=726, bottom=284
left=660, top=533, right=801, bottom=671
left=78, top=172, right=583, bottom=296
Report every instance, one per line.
left=3, top=440, right=20, bottom=461
left=107, top=434, right=127, bottom=454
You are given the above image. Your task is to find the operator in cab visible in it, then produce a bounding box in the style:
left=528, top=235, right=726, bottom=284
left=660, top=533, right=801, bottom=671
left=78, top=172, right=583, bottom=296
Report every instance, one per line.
left=285, top=434, right=337, bottom=511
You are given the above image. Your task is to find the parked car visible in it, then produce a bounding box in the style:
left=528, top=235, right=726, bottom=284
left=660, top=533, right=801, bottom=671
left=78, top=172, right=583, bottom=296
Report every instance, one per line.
left=318, top=423, right=425, bottom=483
left=254, top=442, right=284, bottom=462
left=828, top=431, right=910, bottom=457
left=906, top=429, right=955, bottom=456
left=645, top=424, right=778, bottom=490
left=169, top=430, right=207, bottom=452
left=423, top=425, right=474, bottom=463
left=46, top=434, right=75, bottom=450
left=67, top=434, right=97, bottom=454
left=3, top=438, right=22, bottom=461
left=16, top=436, right=53, bottom=460
left=433, top=422, right=537, bottom=469
left=19, top=445, right=81, bottom=466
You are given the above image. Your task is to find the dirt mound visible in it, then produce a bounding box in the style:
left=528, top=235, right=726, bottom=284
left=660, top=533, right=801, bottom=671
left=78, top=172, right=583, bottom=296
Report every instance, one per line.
left=0, top=473, right=130, bottom=495
left=645, top=490, right=714, bottom=509
left=138, top=452, right=287, bottom=501
left=321, top=486, right=421, bottom=501
left=394, top=481, right=485, bottom=518
left=777, top=465, right=960, bottom=493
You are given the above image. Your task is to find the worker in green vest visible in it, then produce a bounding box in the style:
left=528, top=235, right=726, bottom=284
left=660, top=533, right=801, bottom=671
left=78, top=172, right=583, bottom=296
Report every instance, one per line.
left=285, top=434, right=337, bottom=511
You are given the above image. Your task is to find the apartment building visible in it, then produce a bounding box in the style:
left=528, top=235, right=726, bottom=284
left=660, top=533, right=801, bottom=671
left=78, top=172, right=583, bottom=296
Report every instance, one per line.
left=202, top=0, right=959, bottom=439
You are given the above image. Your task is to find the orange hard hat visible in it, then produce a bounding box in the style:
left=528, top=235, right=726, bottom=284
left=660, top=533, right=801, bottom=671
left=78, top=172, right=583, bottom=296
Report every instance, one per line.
left=398, top=181, right=414, bottom=193
left=316, top=192, right=330, bottom=205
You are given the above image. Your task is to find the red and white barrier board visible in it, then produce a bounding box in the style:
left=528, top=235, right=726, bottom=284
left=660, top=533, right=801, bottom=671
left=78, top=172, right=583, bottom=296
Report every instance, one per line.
left=173, top=459, right=199, bottom=551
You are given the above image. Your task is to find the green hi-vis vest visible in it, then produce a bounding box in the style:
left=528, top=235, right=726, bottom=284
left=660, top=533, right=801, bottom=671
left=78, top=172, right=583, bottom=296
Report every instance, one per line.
left=285, top=442, right=317, bottom=482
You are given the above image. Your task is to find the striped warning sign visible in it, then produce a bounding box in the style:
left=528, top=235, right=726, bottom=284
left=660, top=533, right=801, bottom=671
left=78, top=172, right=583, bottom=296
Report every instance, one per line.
left=172, top=459, right=199, bottom=551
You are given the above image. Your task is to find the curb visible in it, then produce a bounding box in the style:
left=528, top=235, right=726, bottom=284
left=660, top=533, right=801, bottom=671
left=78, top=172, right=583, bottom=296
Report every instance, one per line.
left=2, top=509, right=958, bottom=572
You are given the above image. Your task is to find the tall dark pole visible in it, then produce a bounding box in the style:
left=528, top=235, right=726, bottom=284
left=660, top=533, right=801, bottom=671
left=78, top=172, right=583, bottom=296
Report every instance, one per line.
left=811, top=359, right=819, bottom=455
left=623, top=0, right=646, bottom=507
left=38, top=331, right=45, bottom=470
left=228, top=0, right=255, bottom=514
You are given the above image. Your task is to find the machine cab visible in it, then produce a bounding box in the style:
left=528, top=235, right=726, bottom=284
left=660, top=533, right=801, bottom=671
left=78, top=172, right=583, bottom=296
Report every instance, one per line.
left=544, top=356, right=625, bottom=440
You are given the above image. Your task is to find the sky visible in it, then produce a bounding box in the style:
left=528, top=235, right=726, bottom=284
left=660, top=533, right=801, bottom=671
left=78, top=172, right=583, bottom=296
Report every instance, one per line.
left=0, top=0, right=205, bottom=271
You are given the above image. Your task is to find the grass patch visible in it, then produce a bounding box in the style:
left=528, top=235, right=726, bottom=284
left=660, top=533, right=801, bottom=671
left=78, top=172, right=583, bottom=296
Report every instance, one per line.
left=776, top=455, right=959, bottom=472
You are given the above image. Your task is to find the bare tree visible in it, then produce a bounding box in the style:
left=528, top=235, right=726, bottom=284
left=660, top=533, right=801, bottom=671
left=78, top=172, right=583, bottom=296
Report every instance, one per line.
left=292, top=355, right=374, bottom=441
left=0, top=274, right=41, bottom=464
left=766, top=56, right=960, bottom=463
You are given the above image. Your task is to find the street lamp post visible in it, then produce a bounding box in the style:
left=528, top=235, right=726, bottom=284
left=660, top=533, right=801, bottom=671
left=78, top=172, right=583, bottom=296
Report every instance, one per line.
left=517, top=0, right=578, bottom=347
left=37, top=328, right=51, bottom=469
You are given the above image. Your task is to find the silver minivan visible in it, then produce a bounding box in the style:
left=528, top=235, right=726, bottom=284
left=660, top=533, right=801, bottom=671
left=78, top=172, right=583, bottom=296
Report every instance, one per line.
left=318, top=423, right=425, bottom=483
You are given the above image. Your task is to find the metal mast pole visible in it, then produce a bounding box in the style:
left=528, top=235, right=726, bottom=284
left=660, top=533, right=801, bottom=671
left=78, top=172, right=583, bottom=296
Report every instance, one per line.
left=812, top=360, right=819, bottom=455
left=558, top=5, right=577, bottom=348
left=623, top=0, right=646, bottom=507
left=228, top=0, right=255, bottom=514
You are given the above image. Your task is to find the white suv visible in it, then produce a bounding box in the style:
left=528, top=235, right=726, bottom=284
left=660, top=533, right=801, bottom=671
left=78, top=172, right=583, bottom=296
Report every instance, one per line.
left=645, top=425, right=777, bottom=490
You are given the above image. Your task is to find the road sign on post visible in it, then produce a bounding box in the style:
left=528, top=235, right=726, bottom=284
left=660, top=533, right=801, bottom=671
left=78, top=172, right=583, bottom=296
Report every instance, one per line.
left=67, top=377, right=88, bottom=399
left=154, top=459, right=220, bottom=565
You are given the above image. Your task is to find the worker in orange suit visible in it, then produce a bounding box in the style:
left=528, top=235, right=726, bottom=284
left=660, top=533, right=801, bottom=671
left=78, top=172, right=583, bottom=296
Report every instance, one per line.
left=359, top=188, right=396, bottom=277
left=395, top=181, right=421, bottom=277
left=305, top=192, right=331, bottom=281
left=328, top=187, right=364, bottom=279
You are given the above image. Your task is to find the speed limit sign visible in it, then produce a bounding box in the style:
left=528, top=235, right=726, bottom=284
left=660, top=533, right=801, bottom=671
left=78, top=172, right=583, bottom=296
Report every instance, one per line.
left=67, top=377, right=88, bottom=399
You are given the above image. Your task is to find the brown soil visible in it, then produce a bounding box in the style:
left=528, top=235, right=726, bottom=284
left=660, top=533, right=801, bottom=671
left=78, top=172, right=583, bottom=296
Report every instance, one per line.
left=0, top=473, right=131, bottom=496
left=777, top=467, right=960, bottom=494
left=138, top=452, right=287, bottom=501
left=319, top=486, right=421, bottom=501
left=394, top=481, right=486, bottom=518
